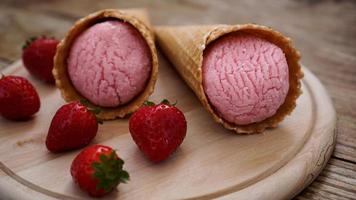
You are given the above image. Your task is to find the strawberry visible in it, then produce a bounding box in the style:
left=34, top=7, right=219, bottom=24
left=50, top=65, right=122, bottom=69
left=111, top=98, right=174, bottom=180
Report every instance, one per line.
left=0, top=75, right=40, bottom=120
left=71, top=145, right=129, bottom=197
left=129, top=99, right=187, bottom=162
left=45, top=101, right=100, bottom=153
left=22, top=36, right=59, bottom=84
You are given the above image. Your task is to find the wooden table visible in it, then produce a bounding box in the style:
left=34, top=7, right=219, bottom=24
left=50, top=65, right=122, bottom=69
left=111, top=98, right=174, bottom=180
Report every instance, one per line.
left=0, top=0, right=355, bottom=199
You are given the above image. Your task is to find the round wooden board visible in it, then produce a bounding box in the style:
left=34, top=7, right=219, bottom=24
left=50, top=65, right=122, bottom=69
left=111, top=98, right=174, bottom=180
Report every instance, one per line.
left=0, top=58, right=336, bottom=200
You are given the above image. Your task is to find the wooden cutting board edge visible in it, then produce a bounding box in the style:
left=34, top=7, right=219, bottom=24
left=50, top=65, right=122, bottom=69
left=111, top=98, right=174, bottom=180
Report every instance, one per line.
left=0, top=61, right=336, bottom=200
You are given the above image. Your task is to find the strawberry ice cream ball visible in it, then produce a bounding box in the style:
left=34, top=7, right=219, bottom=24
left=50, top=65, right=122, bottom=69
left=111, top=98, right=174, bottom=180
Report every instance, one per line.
left=67, top=20, right=152, bottom=107
left=202, top=33, right=289, bottom=125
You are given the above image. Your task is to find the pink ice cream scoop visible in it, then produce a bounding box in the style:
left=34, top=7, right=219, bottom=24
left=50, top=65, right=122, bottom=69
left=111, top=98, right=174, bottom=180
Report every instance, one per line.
left=202, top=33, right=289, bottom=125
left=67, top=20, right=152, bottom=107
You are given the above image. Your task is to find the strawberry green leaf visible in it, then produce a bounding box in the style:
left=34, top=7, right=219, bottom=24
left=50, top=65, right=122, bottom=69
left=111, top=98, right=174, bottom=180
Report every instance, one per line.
left=118, top=170, right=129, bottom=183
left=172, top=100, right=178, bottom=106
left=79, top=99, right=88, bottom=105
left=92, top=152, right=130, bottom=192
left=90, top=107, right=101, bottom=115
left=79, top=99, right=102, bottom=124
left=160, top=99, right=177, bottom=106
left=22, top=36, right=37, bottom=50
left=160, top=99, right=170, bottom=105
left=143, top=101, right=155, bottom=106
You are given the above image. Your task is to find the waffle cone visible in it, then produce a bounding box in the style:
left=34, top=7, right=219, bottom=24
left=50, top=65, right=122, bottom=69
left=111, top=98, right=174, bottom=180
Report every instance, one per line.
left=53, top=9, right=158, bottom=120
left=155, top=24, right=303, bottom=134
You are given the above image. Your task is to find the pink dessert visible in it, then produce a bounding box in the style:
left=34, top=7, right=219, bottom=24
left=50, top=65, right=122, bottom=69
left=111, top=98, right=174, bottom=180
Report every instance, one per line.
left=67, top=20, right=152, bottom=107
left=202, top=33, right=289, bottom=125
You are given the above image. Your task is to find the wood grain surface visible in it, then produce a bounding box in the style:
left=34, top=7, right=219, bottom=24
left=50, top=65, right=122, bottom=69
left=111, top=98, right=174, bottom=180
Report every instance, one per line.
left=0, top=0, right=355, bottom=199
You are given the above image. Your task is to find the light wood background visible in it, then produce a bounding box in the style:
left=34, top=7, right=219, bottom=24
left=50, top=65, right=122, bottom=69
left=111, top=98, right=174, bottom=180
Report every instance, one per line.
left=0, top=0, right=355, bottom=199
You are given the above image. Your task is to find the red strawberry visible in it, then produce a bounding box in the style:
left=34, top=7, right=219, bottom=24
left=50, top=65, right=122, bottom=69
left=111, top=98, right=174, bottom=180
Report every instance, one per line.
left=71, top=145, right=129, bottom=197
left=22, top=36, right=59, bottom=84
left=46, top=101, right=100, bottom=153
left=0, top=75, right=40, bottom=120
left=129, top=99, right=187, bottom=162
